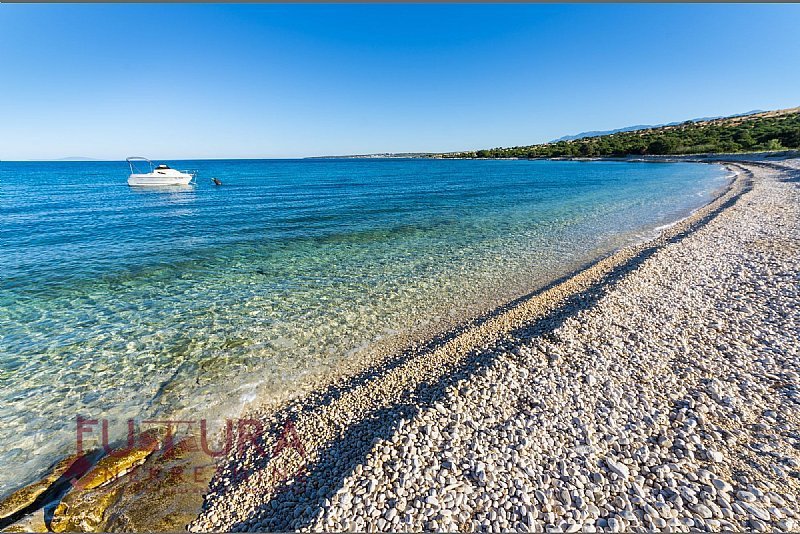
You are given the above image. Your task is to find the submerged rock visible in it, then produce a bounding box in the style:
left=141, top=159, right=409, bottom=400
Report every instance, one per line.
left=0, top=455, right=81, bottom=523
left=49, top=432, right=210, bottom=532
left=2, top=428, right=211, bottom=533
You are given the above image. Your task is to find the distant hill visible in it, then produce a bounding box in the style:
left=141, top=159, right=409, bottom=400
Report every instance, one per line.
left=27, top=156, right=101, bottom=162
left=441, top=107, right=800, bottom=159
left=552, top=126, right=654, bottom=143
left=551, top=110, right=764, bottom=143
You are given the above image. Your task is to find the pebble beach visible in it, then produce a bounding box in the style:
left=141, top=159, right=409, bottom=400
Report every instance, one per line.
left=188, top=159, right=800, bottom=533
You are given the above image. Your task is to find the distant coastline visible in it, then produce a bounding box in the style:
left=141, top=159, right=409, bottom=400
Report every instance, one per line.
left=304, top=149, right=800, bottom=163
left=307, top=106, right=799, bottom=161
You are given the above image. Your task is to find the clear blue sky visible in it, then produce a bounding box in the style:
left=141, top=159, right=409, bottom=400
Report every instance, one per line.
left=1, top=4, right=799, bottom=160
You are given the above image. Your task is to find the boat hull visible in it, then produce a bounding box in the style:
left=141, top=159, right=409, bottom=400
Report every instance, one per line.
left=128, top=173, right=193, bottom=186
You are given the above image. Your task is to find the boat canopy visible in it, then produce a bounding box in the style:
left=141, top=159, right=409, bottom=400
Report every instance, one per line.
left=126, top=156, right=155, bottom=174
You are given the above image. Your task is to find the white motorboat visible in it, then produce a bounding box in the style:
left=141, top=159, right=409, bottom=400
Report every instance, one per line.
left=127, top=157, right=195, bottom=186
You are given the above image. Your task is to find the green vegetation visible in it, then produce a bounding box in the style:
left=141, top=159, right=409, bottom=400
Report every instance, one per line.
left=442, top=109, right=800, bottom=159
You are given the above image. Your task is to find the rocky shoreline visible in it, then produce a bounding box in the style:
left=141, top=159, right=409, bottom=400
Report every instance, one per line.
left=186, top=159, right=799, bottom=532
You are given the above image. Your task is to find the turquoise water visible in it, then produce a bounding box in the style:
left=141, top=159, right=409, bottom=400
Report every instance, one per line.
left=0, top=159, right=727, bottom=495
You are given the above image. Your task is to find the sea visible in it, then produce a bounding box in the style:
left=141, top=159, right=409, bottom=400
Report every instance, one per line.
left=0, top=158, right=729, bottom=496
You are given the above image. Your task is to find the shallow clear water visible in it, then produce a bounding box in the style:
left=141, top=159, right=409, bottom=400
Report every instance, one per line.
left=0, top=158, right=727, bottom=495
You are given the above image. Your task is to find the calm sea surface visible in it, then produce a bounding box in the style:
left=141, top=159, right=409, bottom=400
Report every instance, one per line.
left=0, top=158, right=728, bottom=495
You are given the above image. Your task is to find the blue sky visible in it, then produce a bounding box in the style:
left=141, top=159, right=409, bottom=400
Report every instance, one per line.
left=1, top=4, right=799, bottom=160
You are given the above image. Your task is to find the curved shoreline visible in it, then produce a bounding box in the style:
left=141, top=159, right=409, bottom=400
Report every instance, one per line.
left=234, top=162, right=740, bottom=433
left=188, top=161, right=762, bottom=531
left=299, top=159, right=799, bottom=533
left=0, top=159, right=784, bottom=532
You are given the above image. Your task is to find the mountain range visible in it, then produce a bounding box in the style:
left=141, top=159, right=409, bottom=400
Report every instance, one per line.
left=550, top=110, right=765, bottom=143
